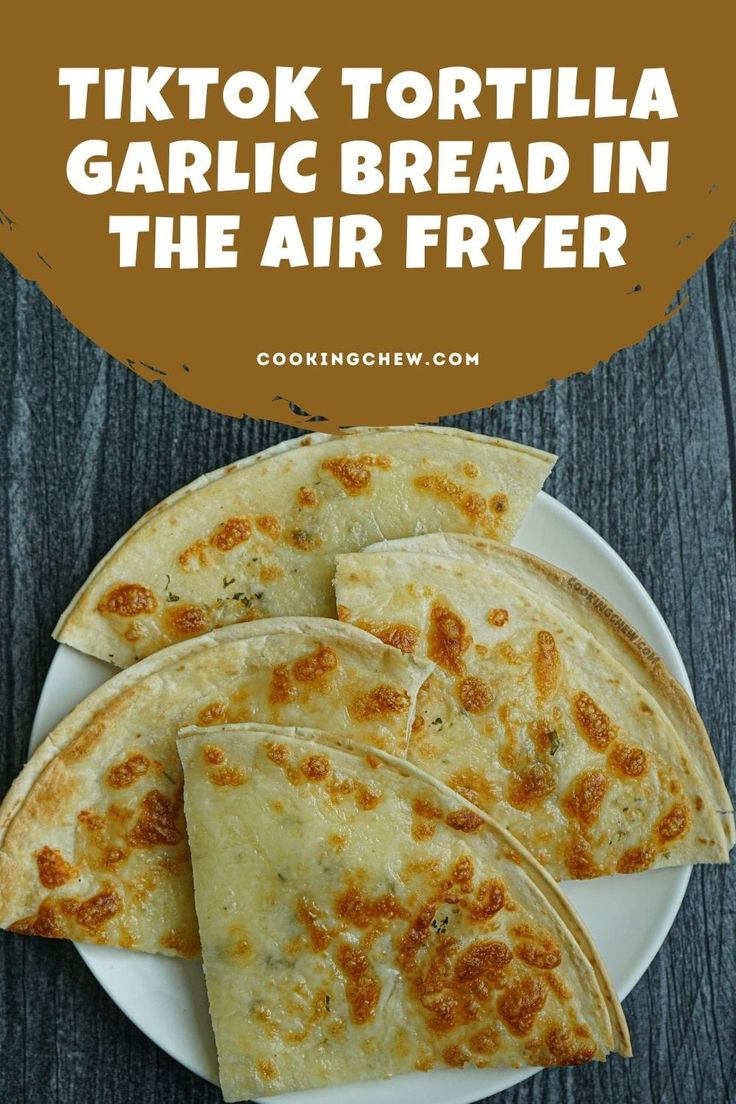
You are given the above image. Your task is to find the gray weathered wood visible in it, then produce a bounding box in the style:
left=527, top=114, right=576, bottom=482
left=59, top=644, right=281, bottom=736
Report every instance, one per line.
left=1, top=240, right=734, bottom=1104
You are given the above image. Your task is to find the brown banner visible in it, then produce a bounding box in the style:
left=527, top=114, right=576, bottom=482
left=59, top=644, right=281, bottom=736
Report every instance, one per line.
left=1, top=2, right=734, bottom=430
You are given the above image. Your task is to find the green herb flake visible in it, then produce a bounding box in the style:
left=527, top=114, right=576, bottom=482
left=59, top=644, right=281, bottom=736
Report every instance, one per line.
left=548, top=730, right=561, bottom=755
left=223, top=576, right=236, bottom=588
left=167, top=592, right=180, bottom=603
left=432, top=717, right=443, bottom=727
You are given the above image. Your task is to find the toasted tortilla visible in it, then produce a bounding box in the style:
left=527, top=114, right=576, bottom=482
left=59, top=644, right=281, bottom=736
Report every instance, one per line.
left=179, top=725, right=630, bottom=1100
left=53, top=427, right=554, bottom=667
left=0, top=619, right=431, bottom=956
left=334, top=551, right=733, bottom=880
left=361, top=533, right=735, bottom=854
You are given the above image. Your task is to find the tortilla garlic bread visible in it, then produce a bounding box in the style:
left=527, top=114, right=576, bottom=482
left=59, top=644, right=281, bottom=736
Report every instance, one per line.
left=53, top=427, right=555, bottom=667
left=362, top=532, right=735, bottom=855
left=178, top=727, right=630, bottom=1100
left=0, top=619, right=431, bottom=956
left=334, top=550, right=734, bottom=881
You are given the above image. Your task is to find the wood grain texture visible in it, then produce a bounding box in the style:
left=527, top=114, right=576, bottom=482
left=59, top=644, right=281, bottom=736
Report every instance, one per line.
left=0, top=240, right=734, bottom=1104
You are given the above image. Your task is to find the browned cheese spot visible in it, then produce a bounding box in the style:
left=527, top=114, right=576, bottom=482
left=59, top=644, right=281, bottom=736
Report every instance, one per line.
left=562, top=769, right=609, bottom=829
left=209, top=516, right=251, bottom=551
left=269, top=664, right=295, bottom=705
left=335, top=942, right=381, bottom=1024
left=65, top=721, right=107, bottom=763
left=447, top=768, right=494, bottom=809
left=454, top=939, right=513, bottom=980
left=102, top=846, right=127, bottom=870
left=211, top=765, right=247, bottom=786
left=443, top=1045, right=471, bottom=1068
left=165, top=604, right=209, bottom=638
left=565, top=833, right=602, bottom=880
left=78, top=810, right=105, bottom=832
left=534, top=631, right=561, bottom=699
left=9, top=903, right=66, bottom=939
left=297, top=898, right=332, bottom=951
left=573, top=692, right=616, bottom=750
left=203, top=744, right=225, bottom=764
left=321, top=454, right=392, bottom=494
left=256, top=515, right=281, bottom=539
left=427, top=603, right=471, bottom=675
left=259, top=562, right=282, bottom=582
left=300, top=754, right=331, bottom=781
left=73, top=886, right=122, bottom=933
left=161, top=929, right=200, bottom=958
left=617, top=844, right=656, bottom=874
left=458, top=676, right=493, bottom=714
left=445, top=808, right=484, bottom=833
left=412, top=819, right=436, bottom=841
left=497, top=975, right=548, bottom=1037
left=293, top=645, right=338, bottom=683
left=487, top=608, right=509, bottom=628
left=470, top=880, right=506, bottom=920
left=350, top=684, right=410, bottom=721
left=470, top=1029, right=499, bottom=1055
left=178, top=539, right=209, bottom=569
left=98, top=583, right=157, bottom=618
left=414, top=473, right=503, bottom=532
left=512, top=924, right=563, bottom=970
left=508, top=763, right=555, bottom=811
left=35, top=847, right=76, bottom=889
left=449, top=853, right=476, bottom=890
left=298, top=486, right=318, bottom=507
left=609, top=742, right=649, bottom=778
left=336, top=887, right=405, bottom=930
left=463, top=462, right=479, bottom=478
left=257, top=1059, right=279, bottom=1082
left=357, top=621, right=420, bottom=654
left=106, top=753, right=150, bottom=790
left=413, top=797, right=444, bottom=820
left=357, top=783, right=382, bottom=810
left=266, top=742, right=288, bottom=765
left=544, top=1025, right=597, bottom=1066
left=197, top=701, right=228, bottom=726
left=656, top=803, right=690, bottom=843
left=128, top=790, right=182, bottom=848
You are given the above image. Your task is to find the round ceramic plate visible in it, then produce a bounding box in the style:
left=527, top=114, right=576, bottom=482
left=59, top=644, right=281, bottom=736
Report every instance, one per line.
left=29, top=491, right=692, bottom=1104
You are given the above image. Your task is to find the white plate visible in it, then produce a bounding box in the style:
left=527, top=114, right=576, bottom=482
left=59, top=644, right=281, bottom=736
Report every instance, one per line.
left=29, top=491, right=692, bottom=1104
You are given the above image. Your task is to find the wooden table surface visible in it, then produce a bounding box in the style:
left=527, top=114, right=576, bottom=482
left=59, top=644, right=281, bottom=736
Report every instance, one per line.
left=1, top=241, right=734, bottom=1104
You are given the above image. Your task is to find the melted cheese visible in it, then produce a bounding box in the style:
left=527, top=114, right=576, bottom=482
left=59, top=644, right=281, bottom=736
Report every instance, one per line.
left=334, top=552, right=730, bottom=880
left=179, top=728, right=624, bottom=1100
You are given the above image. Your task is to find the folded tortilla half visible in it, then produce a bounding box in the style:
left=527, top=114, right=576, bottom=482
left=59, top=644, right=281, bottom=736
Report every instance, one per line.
left=53, top=427, right=554, bottom=667
left=334, top=549, right=733, bottom=880
left=0, top=619, right=431, bottom=956
left=178, top=725, right=630, bottom=1101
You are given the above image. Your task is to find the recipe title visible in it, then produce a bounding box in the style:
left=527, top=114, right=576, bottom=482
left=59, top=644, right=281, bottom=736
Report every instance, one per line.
left=60, top=65, right=677, bottom=271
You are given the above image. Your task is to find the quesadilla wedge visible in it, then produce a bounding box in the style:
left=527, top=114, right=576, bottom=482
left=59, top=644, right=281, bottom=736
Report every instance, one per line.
left=334, top=552, right=733, bottom=880
left=361, top=533, right=735, bottom=853
left=53, top=427, right=554, bottom=667
left=0, top=619, right=432, bottom=956
left=178, top=725, right=630, bottom=1101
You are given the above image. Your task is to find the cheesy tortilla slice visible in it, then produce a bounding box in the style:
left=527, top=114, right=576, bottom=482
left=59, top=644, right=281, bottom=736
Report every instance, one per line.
left=178, top=726, right=630, bottom=1100
left=0, top=619, right=432, bottom=956
left=53, top=427, right=555, bottom=667
left=334, top=552, right=733, bottom=880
